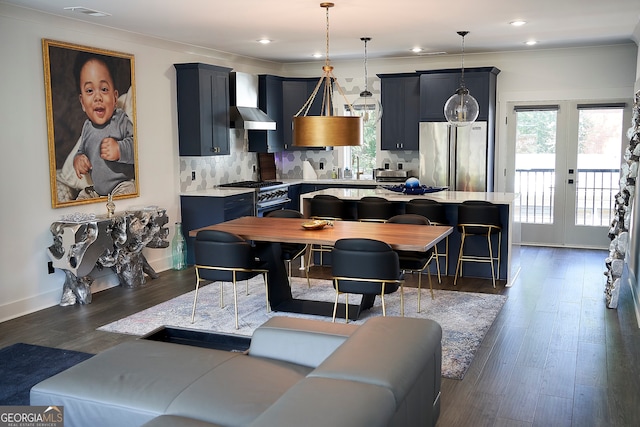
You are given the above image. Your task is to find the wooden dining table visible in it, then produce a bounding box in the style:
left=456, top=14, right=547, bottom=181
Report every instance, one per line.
left=189, top=216, right=453, bottom=319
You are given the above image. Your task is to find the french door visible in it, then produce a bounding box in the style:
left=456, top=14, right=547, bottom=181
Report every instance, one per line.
left=506, top=100, right=629, bottom=248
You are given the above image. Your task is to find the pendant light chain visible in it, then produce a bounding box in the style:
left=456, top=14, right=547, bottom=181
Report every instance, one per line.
left=363, top=37, right=369, bottom=92
left=324, top=3, right=330, bottom=69
left=459, top=31, right=468, bottom=88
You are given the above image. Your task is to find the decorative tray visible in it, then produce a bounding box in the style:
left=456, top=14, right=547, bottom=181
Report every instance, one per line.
left=380, top=185, right=448, bottom=195
left=301, top=220, right=329, bottom=230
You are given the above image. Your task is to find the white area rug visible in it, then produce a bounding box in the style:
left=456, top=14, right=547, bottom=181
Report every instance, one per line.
left=98, top=277, right=506, bottom=379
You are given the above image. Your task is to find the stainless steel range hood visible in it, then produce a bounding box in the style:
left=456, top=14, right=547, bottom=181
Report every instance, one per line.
left=229, top=72, right=276, bottom=130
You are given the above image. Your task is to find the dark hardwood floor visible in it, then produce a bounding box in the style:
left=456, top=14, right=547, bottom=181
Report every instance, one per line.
left=1, top=246, right=638, bottom=426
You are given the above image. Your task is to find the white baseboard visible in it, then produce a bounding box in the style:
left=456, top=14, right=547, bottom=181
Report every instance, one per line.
left=0, top=254, right=172, bottom=323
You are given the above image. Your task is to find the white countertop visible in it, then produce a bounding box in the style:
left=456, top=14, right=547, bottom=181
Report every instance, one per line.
left=301, top=187, right=519, bottom=205
left=180, top=187, right=255, bottom=197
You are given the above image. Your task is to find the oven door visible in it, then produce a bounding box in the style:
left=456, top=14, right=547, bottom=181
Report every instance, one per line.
left=256, top=198, right=292, bottom=217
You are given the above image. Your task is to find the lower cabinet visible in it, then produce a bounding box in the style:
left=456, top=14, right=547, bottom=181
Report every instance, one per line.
left=180, top=193, right=254, bottom=264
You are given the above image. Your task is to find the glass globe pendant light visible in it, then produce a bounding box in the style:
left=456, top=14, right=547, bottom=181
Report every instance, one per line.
left=351, top=37, right=383, bottom=126
left=444, top=31, right=479, bottom=127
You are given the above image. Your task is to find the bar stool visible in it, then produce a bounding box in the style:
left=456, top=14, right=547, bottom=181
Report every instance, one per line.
left=405, top=199, right=449, bottom=282
left=454, top=200, right=502, bottom=288
left=356, top=196, right=394, bottom=222
left=308, top=195, right=344, bottom=266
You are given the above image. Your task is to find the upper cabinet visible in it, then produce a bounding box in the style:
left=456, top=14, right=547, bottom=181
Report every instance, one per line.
left=282, top=78, right=323, bottom=151
left=249, top=76, right=325, bottom=152
left=418, top=67, right=500, bottom=122
left=174, top=63, right=232, bottom=156
left=378, top=73, right=420, bottom=151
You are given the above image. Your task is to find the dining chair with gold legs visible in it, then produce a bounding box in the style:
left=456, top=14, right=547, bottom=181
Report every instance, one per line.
left=192, top=230, right=270, bottom=329
left=330, top=238, right=404, bottom=323
left=405, top=198, right=449, bottom=282
left=308, top=194, right=344, bottom=267
left=266, top=209, right=310, bottom=287
left=387, top=214, right=437, bottom=311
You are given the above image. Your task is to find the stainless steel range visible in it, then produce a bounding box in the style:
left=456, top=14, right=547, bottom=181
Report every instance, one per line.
left=218, top=180, right=290, bottom=216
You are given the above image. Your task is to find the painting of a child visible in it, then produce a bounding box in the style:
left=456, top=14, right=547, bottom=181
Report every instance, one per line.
left=73, top=53, right=135, bottom=199
left=43, top=40, right=138, bottom=208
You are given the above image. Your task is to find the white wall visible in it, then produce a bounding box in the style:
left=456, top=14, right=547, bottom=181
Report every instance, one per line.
left=0, top=4, right=282, bottom=322
left=0, top=3, right=638, bottom=322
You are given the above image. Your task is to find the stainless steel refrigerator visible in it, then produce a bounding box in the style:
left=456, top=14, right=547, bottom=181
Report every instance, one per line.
left=418, top=121, right=492, bottom=192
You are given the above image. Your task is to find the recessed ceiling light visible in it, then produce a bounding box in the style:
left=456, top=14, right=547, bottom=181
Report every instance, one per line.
left=525, top=40, right=538, bottom=46
left=411, top=47, right=423, bottom=53
left=258, top=38, right=272, bottom=45
left=510, top=20, right=527, bottom=27
left=312, top=53, right=323, bottom=58
left=63, top=6, right=111, bottom=17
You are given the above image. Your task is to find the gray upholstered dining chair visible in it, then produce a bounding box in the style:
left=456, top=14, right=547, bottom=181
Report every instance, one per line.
left=330, top=238, right=404, bottom=323
left=192, top=230, right=270, bottom=329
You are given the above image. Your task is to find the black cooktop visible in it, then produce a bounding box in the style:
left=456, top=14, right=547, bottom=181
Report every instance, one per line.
left=218, top=180, right=283, bottom=189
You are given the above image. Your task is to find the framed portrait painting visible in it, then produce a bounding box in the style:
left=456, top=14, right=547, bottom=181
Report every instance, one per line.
left=42, top=39, right=139, bottom=208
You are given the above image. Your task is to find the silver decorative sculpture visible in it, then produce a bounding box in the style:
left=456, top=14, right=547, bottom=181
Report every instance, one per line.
left=48, top=207, right=170, bottom=305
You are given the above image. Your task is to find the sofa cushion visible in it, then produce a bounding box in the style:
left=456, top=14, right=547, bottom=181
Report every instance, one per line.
left=142, top=415, right=222, bottom=427
left=165, top=352, right=312, bottom=426
left=309, top=316, right=442, bottom=405
left=30, top=340, right=239, bottom=427
left=250, top=376, right=396, bottom=427
left=249, top=316, right=357, bottom=367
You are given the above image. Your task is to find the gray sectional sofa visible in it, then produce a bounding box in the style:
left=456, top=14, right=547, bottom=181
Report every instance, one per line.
left=31, top=316, right=442, bottom=427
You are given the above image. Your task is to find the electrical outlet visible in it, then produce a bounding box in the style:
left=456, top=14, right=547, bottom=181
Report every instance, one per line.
left=253, top=164, right=256, bottom=172
left=191, top=171, right=196, bottom=181
left=319, top=162, right=324, bottom=170
left=47, top=261, right=54, bottom=274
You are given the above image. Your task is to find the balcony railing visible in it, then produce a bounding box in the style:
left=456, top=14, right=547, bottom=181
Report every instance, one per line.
left=515, top=168, right=619, bottom=226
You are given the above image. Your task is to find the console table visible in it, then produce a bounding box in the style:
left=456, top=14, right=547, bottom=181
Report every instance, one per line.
left=47, top=207, right=169, bottom=306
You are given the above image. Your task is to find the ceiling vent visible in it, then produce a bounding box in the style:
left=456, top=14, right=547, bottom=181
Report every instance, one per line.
left=63, top=6, right=111, bottom=17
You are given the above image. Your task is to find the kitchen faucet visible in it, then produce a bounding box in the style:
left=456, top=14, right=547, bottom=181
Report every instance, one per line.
left=356, top=156, right=362, bottom=180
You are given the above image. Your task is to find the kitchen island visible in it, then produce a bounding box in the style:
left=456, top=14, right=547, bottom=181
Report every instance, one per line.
left=301, top=188, right=520, bottom=286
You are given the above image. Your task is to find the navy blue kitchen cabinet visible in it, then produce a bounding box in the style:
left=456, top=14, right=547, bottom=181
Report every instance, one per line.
left=249, top=75, right=328, bottom=151
left=248, top=75, right=284, bottom=153
left=282, top=78, right=324, bottom=151
left=378, top=73, right=420, bottom=151
left=175, top=63, right=232, bottom=156
left=418, top=67, right=500, bottom=122
left=180, top=193, right=254, bottom=264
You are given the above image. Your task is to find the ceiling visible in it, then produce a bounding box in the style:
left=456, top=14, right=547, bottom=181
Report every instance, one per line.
left=4, top=0, right=640, bottom=63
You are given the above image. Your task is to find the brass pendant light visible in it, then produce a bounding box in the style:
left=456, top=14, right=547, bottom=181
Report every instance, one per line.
left=293, top=2, right=363, bottom=147
left=443, top=31, right=479, bottom=127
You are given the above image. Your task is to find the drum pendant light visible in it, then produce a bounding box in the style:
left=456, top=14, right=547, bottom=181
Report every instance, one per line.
left=293, top=2, right=363, bottom=147
left=444, top=31, right=479, bottom=127
left=351, top=37, right=383, bottom=126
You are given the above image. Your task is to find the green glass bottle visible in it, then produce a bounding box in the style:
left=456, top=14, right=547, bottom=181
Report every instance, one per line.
left=172, top=222, right=187, bottom=270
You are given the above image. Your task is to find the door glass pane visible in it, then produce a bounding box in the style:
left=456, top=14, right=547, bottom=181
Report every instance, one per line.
left=514, top=110, right=558, bottom=224
left=575, top=108, right=623, bottom=226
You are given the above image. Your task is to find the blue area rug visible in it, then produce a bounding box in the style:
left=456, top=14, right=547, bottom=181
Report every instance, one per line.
left=0, top=343, right=93, bottom=405
left=99, top=277, right=507, bottom=380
